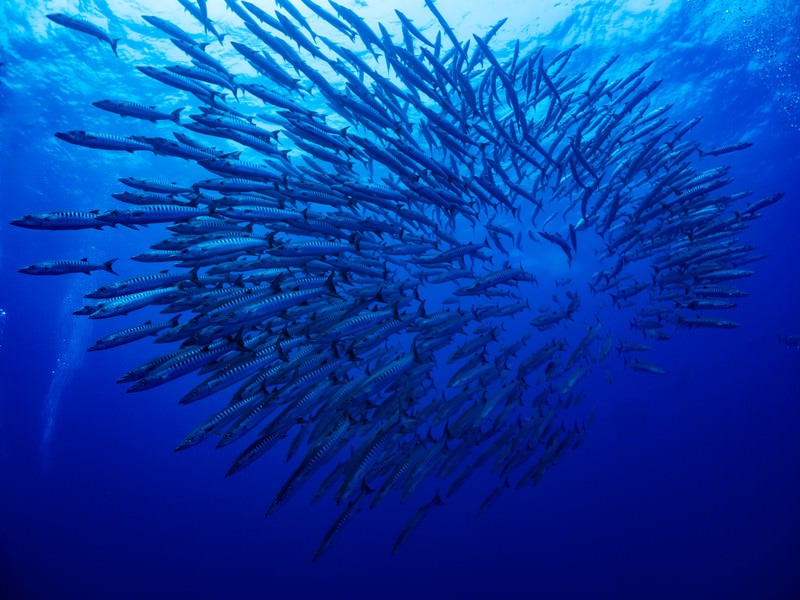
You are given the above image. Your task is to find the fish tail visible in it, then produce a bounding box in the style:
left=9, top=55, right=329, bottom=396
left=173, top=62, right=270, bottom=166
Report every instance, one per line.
left=170, top=107, right=184, bottom=123
left=325, top=273, right=341, bottom=299
left=104, top=258, right=119, bottom=275
left=111, top=38, right=120, bottom=57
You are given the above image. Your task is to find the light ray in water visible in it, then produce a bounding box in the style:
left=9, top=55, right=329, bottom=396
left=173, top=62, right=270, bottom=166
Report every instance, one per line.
left=0, top=307, right=6, bottom=350
left=40, top=286, right=89, bottom=471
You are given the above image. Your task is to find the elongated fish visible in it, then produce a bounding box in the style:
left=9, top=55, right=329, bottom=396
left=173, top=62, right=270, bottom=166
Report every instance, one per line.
left=11, top=211, right=107, bottom=231
left=55, top=131, right=153, bottom=153
left=89, top=316, right=180, bottom=351
left=46, top=13, right=120, bottom=56
left=19, top=258, right=117, bottom=276
left=92, top=100, right=183, bottom=123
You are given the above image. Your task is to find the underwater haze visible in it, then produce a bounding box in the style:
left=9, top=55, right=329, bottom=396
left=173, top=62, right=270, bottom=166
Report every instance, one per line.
left=1, top=0, right=799, bottom=598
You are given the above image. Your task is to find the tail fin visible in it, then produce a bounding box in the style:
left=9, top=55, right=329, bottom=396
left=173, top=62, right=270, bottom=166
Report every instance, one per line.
left=325, top=273, right=341, bottom=299
left=170, top=107, right=184, bottom=123
left=104, top=259, right=118, bottom=275
left=111, top=38, right=120, bottom=57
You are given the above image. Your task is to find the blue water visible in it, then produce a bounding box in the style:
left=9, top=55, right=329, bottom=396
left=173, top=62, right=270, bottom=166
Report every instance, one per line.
left=1, top=1, right=799, bottom=598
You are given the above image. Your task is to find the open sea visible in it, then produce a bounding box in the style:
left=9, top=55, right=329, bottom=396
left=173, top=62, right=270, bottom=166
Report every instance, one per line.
left=1, top=1, right=798, bottom=598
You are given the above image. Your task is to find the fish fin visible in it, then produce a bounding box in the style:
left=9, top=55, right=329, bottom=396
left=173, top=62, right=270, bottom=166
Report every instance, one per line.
left=325, top=273, right=341, bottom=299
left=270, top=272, right=286, bottom=292
left=104, top=259, right=118, bottom=275
left=360, top=478, right=374, bottom=495
left=111, top=38, right=120, bottom=57
left=171, top=107, right=184, bottom=123
left=276, top=341, right=289, bottom=362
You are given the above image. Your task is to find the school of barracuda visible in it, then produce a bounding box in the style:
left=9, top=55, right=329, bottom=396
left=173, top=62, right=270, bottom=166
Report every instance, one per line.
left=14, top=0, right=783, bottom=559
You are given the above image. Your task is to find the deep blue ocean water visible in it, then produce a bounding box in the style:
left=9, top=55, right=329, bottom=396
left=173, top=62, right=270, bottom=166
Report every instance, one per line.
left=1, top=1, right=799, bottom=598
